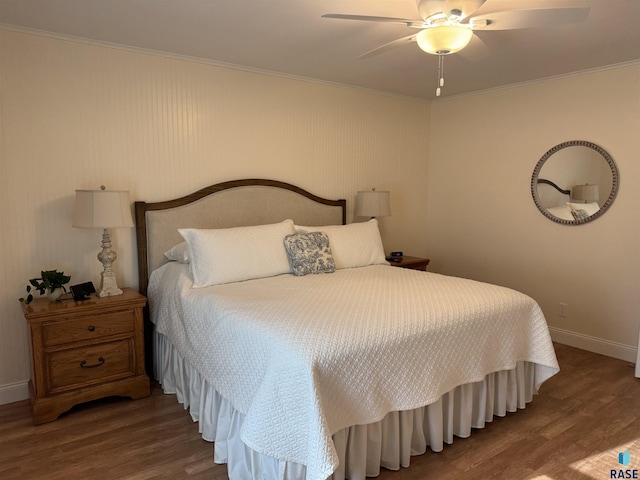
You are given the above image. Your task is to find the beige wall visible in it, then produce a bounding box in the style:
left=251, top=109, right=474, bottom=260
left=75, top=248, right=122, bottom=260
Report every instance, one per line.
left=2, top=27, right=638, bottom=405
left=0, top=30, right=430, bottom=403
left=427, top=64, right=640, bottom=361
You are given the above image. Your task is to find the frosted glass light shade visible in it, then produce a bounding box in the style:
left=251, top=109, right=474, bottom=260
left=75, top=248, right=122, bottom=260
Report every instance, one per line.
left=73, top=189, right=134, bottom=229
left=356, top=190, right=391, bottom=218
left=416, top=25, right=473, bottom=55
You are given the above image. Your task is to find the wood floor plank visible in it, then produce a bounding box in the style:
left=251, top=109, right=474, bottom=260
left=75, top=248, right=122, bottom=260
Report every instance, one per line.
left=1, top=343, right=638, bottom=479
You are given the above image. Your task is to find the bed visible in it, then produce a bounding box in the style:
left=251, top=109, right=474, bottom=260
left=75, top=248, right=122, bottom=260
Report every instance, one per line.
left=135, top=178, right=559, bottom=480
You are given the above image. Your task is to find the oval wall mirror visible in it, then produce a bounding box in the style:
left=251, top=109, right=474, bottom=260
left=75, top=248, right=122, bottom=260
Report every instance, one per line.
left=531, top=140, right=619, bottom=225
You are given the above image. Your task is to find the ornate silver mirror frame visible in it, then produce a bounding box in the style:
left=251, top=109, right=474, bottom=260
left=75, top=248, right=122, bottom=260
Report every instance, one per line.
left=531, top=140, right=619, bottom=225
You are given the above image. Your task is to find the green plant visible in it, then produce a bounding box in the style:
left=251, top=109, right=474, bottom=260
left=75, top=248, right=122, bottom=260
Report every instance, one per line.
left=19, top=270, right=71, bottom=304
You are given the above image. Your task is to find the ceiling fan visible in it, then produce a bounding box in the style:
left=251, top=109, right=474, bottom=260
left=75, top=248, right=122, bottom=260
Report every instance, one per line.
left=322, top=0, right=590, bottom=96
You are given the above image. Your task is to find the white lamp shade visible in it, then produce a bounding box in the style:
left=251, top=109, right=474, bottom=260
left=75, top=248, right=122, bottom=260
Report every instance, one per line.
left=73, top=189, right=134, bottom=229
left=356, top=190, right=391, bottom=218
left=416, top=25, right=473, bottom=55
left=571, top=184, right=600, bottom=203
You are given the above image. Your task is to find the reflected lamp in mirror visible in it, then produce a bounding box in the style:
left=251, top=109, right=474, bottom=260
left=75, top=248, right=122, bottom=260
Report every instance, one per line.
left=72, top=186, right=134, bottom=297
left=571, top=184, right=599, bottom=204
left=356, top=188, right=391, bottom=219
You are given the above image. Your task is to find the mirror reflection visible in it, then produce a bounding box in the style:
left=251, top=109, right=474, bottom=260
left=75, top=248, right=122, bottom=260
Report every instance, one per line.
left=531, top=141, right=619, bottom=225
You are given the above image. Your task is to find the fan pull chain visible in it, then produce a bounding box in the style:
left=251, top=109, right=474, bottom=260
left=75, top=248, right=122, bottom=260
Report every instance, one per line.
left=436, top=55, right=445, bottom=97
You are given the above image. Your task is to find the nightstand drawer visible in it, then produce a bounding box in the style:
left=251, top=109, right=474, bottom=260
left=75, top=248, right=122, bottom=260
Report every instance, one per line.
left=47, top=339, right=134, bottom=392
left=43, top=311, right=135, bottom=347
left=24, top=288, right=149, bottom=424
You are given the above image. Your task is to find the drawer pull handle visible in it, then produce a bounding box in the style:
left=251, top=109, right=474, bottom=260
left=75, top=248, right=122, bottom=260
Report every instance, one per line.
left=80, top=357, right=104, bottom=369
left=88, top=326, right=96, bottom=332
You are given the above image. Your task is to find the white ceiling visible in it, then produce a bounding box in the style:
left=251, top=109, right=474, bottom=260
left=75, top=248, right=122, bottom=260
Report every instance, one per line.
left=1, top=0, right=640, bottom=100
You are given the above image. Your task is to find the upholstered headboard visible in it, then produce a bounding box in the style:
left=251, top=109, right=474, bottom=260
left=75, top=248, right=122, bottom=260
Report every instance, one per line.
left=134, top=179, right=346, bottom=296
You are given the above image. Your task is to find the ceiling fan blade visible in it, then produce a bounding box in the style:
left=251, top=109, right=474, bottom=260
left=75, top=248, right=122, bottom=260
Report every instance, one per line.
left=357, top=34, right=418, bottom=60
left=322, top=13, right=424, bottom=28
left=469, top=7, right=590, bottom=30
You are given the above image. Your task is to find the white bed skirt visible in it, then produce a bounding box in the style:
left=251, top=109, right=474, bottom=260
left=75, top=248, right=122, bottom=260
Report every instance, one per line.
left=154, top=332, right=538, bottom=480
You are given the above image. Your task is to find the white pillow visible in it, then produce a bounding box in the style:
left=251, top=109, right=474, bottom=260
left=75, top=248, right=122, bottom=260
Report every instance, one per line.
left=164, top=242, right=190, bottom=263
left=179, top=219, right=295, bottom=287
left=566, top=202, right=600, bottom=216
left=547, top=205, right=574, bottom=221
left=295, top=219, right=386, bottom=270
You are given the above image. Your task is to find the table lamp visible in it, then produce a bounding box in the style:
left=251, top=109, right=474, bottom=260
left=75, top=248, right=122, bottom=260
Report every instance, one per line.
left=571, top=184, right=599, bottom=203
left=356, top=188, right=391, bottom=219
left=72, top=186, right=134, bottom=297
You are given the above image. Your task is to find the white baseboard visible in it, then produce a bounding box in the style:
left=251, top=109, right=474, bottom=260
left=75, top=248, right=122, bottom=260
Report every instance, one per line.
left=549, top=326, right=638, bottom=364
left=0, top=380, right=30, bottom=406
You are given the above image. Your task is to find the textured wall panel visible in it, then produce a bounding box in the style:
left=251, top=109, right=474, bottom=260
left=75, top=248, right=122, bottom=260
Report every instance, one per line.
left=0, top=29, right=430, bottom=396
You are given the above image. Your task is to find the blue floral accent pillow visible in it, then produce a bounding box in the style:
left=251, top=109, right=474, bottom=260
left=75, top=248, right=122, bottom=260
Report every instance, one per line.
left=283, top=232, right=336, bottom=276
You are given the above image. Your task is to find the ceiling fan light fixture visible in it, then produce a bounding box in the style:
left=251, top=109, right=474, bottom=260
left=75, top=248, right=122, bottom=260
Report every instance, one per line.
left=416, top=25, right=473, bottom=55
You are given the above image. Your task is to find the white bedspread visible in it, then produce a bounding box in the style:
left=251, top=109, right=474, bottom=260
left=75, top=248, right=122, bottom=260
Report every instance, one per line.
left=149, top=263, right=559, bottom=480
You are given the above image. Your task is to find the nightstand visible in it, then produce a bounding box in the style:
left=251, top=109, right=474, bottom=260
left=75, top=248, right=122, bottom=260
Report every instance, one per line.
left=22, top=288, right=150, bottom=424
left=389, top=256, right=430, bottom=271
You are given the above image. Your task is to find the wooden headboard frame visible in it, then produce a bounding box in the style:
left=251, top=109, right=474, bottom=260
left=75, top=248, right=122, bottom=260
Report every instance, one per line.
left=134, top=178, right=346, bottom=296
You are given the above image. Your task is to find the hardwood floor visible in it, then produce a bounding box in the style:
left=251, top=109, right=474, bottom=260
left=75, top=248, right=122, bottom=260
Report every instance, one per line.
left=1, top=343, right=639, bottom=479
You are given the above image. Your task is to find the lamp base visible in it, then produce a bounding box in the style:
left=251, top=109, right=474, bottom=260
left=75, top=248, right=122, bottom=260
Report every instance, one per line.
left=96, top=228, right=123, bottom=297
left=97, top=271, right=123, bottom=297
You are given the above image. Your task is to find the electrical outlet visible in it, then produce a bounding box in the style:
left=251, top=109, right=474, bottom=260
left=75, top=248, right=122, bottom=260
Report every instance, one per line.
left=559, top=303, right=568, bottom=317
